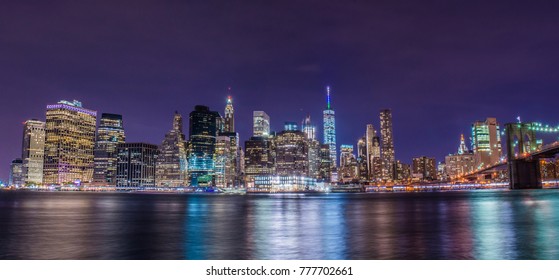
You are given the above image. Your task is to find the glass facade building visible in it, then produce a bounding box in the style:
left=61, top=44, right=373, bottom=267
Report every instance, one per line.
left=323, top=87, right=337, bottom=169
left=116, top=143, right=158, bottom=187
left=188, top=105, right=220, bottom=186
left=93, top=113, right=125, bottom=186
left=43, top=100, right=97, bottom=185
left=380, top=109, right=395, bottom=181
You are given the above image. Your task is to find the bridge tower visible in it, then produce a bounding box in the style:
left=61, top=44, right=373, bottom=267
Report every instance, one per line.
left=505, top=123, right=541, bottom=189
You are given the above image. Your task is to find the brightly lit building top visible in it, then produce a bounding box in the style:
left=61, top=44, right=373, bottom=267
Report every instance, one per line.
left=47, top=99, right=97, bottom=116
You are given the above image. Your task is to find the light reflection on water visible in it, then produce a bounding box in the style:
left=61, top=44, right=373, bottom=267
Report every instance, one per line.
left=1, top=190, right=559, bottom=259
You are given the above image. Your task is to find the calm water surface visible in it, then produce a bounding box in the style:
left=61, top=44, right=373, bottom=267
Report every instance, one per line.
left=0, top=190, right=558, bottom=260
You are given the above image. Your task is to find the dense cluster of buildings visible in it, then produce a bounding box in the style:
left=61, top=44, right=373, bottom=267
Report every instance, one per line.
left=6, top=89, right=558, bottom=190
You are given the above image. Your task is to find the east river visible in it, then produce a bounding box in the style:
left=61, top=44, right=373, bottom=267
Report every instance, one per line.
left=0, top=190, right=558, bottom=259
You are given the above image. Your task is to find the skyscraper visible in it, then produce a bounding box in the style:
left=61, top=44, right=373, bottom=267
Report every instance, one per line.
left=21, top=119, right=45, bottom=185
left=43, top=100, right=97, bottom=185
left=156, top=112, right=188, bottom=187
left=323, top=86, right=337, bottom=170
left=275, top=129, right=309, bottom=176
left=412, top=156, right=437, bottom=181
left=357, top=136, right=368, bottom=181
left=318, top=144, right=332, bottom=182
left=472, top=117, right=502, bottom=169
left=339, top=144, right=358, bottom=183
left=9, top=159, right=24, bottom=186
left=188, top=105, right=220, bottom=186
left=380, top=109, right=395, bottom=181
left=302, top=115, right=316, bottom=140
left=224, top=95, right=235, bottom=133
left=93, top=113, right=125, bottom=186
left=116, top=143, right=157, bottom=187
left=253, top=111, right=270, bottom=137
left=216, top=131, right=239, bottom=188
left=244, top=136, right=275, bottom=184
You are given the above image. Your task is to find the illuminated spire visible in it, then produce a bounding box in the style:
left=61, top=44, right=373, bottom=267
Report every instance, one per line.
left=326, top=86, right=331, bottom=110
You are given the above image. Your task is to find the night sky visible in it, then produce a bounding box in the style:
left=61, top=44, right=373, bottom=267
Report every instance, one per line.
left=2, top=0, right=559, bottom=181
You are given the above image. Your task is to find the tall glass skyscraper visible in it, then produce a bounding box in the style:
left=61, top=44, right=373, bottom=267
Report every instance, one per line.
left=21, top=119, right=45, bottom=185
left=93, top=113, right=125, bottom=186
left=188, top=105, right=220, bottom=186
left=323, top=86, right=337, bottom=168
left=43, top=100, right=97, bottom=185
left=380, top=109, right=395, bottom=180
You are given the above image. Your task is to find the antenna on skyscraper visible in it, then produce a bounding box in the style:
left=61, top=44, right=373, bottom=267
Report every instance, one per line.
left=326, top=86, right=331, bottom=110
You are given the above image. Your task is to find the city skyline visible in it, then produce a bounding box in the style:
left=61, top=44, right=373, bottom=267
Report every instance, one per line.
left=2, top=1, right=559, bottom=181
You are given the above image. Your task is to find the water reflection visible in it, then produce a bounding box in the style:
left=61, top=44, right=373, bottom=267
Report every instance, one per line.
left=1, top=190, right=559, bottom=259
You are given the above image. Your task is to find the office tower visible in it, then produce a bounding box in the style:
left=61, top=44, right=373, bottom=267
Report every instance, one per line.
left=9, top=159, right=24, bottom=186
left=224, top=95, right=235, bottom=133
left=445, top=134, right=476, bottom=180
left=357, top=137, right=368, bottom=181
left=93, top=113, right=125, bottom=186
left=395, top=160, right=411, bottom=182
left=302, top=115, right=316, bottom=140
left=21, top=119, right=45, bottom=185
left=188, top=105, right=220, bottom=186
left=365, top=124, right=374, bottom=175
left=412, top=156, right=437, bottom=181
left=339, top=144, right=358, bottom=183
left=323, top=86, right=337, bottom=169
left=43, top=100, right=97, bottom=185
left=115, top=143, right=157, bottom=187
left=216, top=132, right=239, bottom=188
left=318, top=144, right=332, bottom=182
left=308, top=139, right=321, bottom=179
left=253, top=111, right=270, bottom=137
left=156, top=112, right=188, bottom=187
left=472, top=117, right=502, bottom=169
left=380, top=109, right=395, bottom=181
left=244, top=136, right=275, bottom=184
left=284, top=121, right=298, bottom=131
left=275, top=129, right=309, bottom=176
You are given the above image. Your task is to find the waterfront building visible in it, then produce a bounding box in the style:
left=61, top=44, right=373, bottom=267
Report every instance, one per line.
left=116, top=143, right=157, bottom=187
left=251, top=175, right=318, bottom=192
left=380, top=109, right=395, bottom=181
left=155, top=112, right=188, bottom=187
left=357, top=137, right=368, bottom=181
left=188, top=105, right=220, bottom=186
left=21, top=119, right=45, bottom=185
left=323, top=86, right=337, bottom=169
left=318, top=144, right=332, bottom=182
left=412, top=156, right=437, bottom=181
left=445, top=134, right=476, bottom=180
left=43, top=100, right=96, bottom=185
left=540, top=159, right=558, bottom=179
left=472, top=117, right=502, bottom=169
left=339, top=144, right=358, bottom=183
left=244, top=136, right=275, bottom=185
left=93, top=113, right=125, bottom=186
left=275, top=127, right=309, bottom=176
left=215, top=132, right=239, bottom=188
left=253, top=111, right=270, bottom=137
left=308, top=139, right=321, bottom=179
left=9, top=159, right=24, bottom=186
left=395, top=160, right=411, bottom=182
